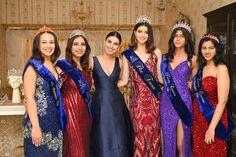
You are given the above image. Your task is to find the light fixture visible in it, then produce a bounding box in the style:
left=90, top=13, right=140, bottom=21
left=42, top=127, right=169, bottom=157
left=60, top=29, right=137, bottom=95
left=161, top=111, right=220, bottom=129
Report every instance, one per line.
left=71, top=0, right=93, bottom=25
left=147, top=0, right=176, bottom=11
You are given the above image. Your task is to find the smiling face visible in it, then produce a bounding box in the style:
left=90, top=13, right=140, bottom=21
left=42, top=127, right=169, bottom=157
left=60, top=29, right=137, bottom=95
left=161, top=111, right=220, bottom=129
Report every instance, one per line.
left=71, top=36, right=86, bottom=59
left=201, top=40, right=216, bottom=62
left=173, top=30, right=186, bottom=48
left=39, top=33, right=55, bottom=59
left=135, top=25, right=148, bottom=44
left=104, top=36, right=120, bottom=55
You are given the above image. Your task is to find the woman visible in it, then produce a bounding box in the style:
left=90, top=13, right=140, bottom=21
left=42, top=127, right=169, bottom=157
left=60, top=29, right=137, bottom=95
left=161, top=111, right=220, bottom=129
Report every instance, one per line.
left=90, top=31, right=133, bottom=157
left=192, top=34, right=234, bottom=157
left=160, top=22, right=198, bottom=157
left=23, top=26, right=66, bottom=157
left=121, top=15, right=163, bottom=156
left=56, top=30, right=92, bottom=157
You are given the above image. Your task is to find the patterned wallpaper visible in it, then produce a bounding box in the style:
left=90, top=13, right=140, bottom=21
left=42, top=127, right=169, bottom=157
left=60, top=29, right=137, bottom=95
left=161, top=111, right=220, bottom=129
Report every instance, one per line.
left=160, top=0, right=236, bottom=52
left=0, top=1, right=236, bottom=157
left=0, top=0, right=165, bottom=25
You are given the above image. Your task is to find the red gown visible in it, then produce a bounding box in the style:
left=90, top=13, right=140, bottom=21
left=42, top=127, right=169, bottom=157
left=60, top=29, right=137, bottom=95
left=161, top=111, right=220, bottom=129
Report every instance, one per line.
left=193, top=76, right=227, bottom=157
left=129, top=53, right=161, bottom=157
left=60, top=71, right=92, bottom=157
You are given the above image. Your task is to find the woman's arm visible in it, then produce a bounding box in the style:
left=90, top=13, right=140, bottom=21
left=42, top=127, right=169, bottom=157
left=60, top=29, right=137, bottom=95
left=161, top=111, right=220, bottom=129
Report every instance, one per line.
left=205, top=64, right=230, bottom=144
left=191, top=55, right=199, bottom=77
left=88, top=57, right=95, bottom=92
left=189, top=55, right=199, bottom=90
left=117, top=55, right=130, bottom=88
left=55, top=66, right=63, bottom=74
left=23, top=65, right=42, bottom=147
left=154, top=48, right=163, bottom=84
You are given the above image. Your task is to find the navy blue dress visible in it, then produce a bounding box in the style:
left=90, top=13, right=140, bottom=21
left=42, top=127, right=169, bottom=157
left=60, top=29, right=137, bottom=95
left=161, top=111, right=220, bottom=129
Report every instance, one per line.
left=90, top=57, right=133, bottom=157
left=23, top=74, right=63, bottom=157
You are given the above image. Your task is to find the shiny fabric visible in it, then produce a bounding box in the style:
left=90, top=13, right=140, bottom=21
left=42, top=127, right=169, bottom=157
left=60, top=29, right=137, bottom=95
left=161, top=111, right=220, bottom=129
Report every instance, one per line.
left=129, top=53, right=161, bottom=157
left=160, top=60, right=192, bottom=157
left=61, top=71, right=92, bottom=157
left=161, top=55, right=193, bottom=127
left=123, top=48, right=162, bottom=99
left=90, top=57, right=134, bottom=157
left=57, top=60, right=92, bottom=115
left=23, top=75, right=63, bottom=157
left=23, top=59, right=67, bottom=131
left=193, top=76, right=227, bottom=157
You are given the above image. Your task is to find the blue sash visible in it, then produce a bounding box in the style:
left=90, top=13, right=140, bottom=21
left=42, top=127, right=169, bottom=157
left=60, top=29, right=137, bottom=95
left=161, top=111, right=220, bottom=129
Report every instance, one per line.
left=192, top=66, right=235, bottom=140
left=123, top=48, right=162, bottom=100
left=23, top=59, right=67, bottom=132
left=161, top=54, right=193, bottom=127
left=56, top=60, right=92, bottom=117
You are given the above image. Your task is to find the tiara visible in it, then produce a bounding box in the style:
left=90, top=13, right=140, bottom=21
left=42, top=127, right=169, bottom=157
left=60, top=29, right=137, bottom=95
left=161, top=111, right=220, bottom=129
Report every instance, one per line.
left=172, top=22, right=191, bottom=33
left=136, top=15, right=151, bottom=25
left=201, top=34, right=219, bottom=43
left=69, top=30, right=86, bottom=39
left=35, top=25, right=54, bottom=37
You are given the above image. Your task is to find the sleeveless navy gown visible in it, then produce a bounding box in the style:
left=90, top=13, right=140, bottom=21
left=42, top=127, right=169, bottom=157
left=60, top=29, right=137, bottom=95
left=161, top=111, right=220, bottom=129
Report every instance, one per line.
left=90, top=57, right=133, bottom=157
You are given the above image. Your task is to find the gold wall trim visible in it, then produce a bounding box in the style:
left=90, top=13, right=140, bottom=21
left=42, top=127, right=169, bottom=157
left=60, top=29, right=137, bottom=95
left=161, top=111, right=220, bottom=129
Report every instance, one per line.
left=3, top=24, right=160, bottom=30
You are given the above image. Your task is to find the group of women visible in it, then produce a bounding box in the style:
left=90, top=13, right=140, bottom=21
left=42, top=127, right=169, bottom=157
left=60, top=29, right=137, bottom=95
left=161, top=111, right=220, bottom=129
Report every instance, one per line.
left=22, top=15, right=234, bottom=157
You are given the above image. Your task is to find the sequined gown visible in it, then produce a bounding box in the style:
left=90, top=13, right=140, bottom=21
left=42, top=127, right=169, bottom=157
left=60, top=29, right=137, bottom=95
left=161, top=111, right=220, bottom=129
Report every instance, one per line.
left=60, top=71, right=92, bottom=157
left=90, top=57, right=133, bottom=157
left=160, top=60, right=192, bottom=157
left=23, top=75, right=63, bottom=157
left=193, top=76, right=227, bottom=157
left=129, top=53, right=161, bottom=157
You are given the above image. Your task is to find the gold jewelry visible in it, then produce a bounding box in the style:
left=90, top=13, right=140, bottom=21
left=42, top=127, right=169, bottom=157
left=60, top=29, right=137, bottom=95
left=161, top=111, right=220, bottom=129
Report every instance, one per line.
left=35, top=25, right=54, bottom=37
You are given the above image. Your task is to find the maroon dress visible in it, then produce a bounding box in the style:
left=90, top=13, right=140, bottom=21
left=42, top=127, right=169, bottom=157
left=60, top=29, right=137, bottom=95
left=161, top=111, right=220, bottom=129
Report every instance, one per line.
left=60, top=71, right=92, bottom=157
left=128, top=52, right=161, bottom=157
left=193, top=76, right=227, bottom=157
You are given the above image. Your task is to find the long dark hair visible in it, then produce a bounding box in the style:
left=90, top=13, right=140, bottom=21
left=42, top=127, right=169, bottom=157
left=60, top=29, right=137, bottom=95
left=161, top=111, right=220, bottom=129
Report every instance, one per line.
left=129, top=22, right=156, bottom=53
left=31, top=31, right=61, bottom=63
left=65, top=35, right=91, bottom=71
left=198, top=35, right=225, bottom=66
left=105, top=31, right=122, bottom=44
left=167, top=27, right=194, bottom=62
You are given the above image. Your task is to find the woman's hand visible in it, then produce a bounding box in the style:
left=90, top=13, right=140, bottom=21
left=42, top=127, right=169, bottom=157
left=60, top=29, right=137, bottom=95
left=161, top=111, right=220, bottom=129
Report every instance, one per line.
left=188, top=81, right=192, bottom=90
left=31, top=126, right=42, bottom=147
left=204, top=127, right=215, bottom=144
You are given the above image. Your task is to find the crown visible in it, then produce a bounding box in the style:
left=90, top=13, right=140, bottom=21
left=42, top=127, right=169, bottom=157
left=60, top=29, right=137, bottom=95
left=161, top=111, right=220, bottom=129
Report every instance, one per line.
left=172, top=22, right=191, bottom=33
left=69, top=30, right=86, bottom=39
left=201, top=33, right=219, bottom=43
left=35, top=25, right=54, bottom=37
left=136, top=15, right=151, bottom=25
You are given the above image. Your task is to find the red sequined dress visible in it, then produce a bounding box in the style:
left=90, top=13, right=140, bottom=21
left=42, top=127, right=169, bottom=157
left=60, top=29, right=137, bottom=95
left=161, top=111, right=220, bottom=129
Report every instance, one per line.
left=128, top=52, right=161, bottom=157
left=60, top=71, right=92, bottom=157
left=193, top=76, right=227, bottom=157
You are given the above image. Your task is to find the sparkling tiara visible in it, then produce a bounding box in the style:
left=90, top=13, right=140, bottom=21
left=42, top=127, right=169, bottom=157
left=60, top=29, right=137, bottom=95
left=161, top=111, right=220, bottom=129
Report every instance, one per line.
left=201, top=33, right=219, bottom=43
left=35, top=25, right=54, bottom=37
left=172, top=22, right=191, bottom=33
left=69, top=30, right=86, bottom=39
left=136, top=15, right=151, bottom=25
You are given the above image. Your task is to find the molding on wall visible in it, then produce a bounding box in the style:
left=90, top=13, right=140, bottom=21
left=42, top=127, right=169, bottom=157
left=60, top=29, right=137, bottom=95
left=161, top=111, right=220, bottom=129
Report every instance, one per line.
left=3, top=24, right=160, bottom=30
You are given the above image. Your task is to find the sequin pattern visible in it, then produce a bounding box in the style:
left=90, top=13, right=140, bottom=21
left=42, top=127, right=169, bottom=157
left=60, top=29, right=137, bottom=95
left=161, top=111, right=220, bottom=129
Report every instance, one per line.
left=192, top=76, right=227, bottom=157
left=129, top=53, right=161, bottom=157
left=160, top=60, right=192, bottom=157
left=23, top=75, right=63, bottom=157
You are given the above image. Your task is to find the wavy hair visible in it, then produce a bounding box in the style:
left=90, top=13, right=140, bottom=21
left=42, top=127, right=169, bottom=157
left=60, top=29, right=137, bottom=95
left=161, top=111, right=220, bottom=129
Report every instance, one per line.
left=65, top=35, right=91, bottom=71
left=167, top=27, right=194, bottom=63
left=31, top=31, right=61, bottom=63
left=197, top=36, right=225, bottom=66
left=129, top=22, right=156, bottom=53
